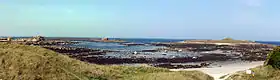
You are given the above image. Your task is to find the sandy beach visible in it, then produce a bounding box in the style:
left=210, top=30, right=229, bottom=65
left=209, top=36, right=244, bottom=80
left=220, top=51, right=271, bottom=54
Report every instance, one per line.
left=170, top=61, right=264, bottom=80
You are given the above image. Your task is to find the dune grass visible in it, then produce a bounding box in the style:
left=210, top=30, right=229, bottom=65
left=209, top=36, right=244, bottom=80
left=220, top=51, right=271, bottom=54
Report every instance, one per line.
left=227, top=47, right=280, bottom=80
left=126, top=71, right=213, bottom=80
left=219, top=74, right=229, bottom=79
left=0, top=43, right=213, bottom=80
left=225, top=65, right=280, bottom=80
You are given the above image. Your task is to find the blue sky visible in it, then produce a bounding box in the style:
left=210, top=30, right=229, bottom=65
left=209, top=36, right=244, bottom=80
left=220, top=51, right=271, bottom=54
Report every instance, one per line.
left=0, top=0, right=279, bottom=40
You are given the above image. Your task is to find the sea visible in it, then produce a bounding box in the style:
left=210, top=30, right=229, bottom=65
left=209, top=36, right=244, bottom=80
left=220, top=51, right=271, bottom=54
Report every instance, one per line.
left=62, top=38, right=280, bottom=58
left=67, top=38, right=194, bottom=58
left=67, top=38, right=280, bottom=50
left=255, top=41, right=280, bottom=46
left=4, top=37, right=280, bottom=59
left=68, top=38, right=186, bottom=51
left=6, top=37, right=280, bottom=49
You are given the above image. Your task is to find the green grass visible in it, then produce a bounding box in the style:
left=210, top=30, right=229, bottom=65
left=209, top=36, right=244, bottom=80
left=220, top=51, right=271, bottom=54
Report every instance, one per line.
left=226, top=46, right=280, bottom=80
left=0, top=43, right=214, bottom=80
left=126, top=71, right=213, bottom=80
left=219, top=74, right=229, bottom=79
left=226, top=65, right=280, bottom=80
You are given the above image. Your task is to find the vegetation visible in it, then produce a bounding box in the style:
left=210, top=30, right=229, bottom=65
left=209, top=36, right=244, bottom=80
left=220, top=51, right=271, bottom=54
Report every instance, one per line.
left=126, top=71, right=213, bottom=80
left=219, top=74, right=229, bottom=79
left=226, top=47, right=280, bottom=80
left=222, top=37, right=234, bottom=40
left=265, top=47, right=280, bottom=68
left=0, top=43, right=213, bottom=80
left=226, top=66, right=277, bottom=80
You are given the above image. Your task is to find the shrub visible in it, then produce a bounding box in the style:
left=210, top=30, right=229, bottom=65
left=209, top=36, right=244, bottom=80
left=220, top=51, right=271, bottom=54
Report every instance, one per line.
left=265, top=47, right=280, bottom=68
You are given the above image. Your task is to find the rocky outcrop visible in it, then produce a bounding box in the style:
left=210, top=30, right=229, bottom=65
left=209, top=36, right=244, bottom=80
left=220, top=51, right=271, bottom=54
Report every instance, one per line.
left=153, top=63, right=211, bottom=69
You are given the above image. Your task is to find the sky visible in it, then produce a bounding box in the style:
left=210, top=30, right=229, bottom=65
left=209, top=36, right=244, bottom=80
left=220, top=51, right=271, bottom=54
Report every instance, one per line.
left=0, top=0, right=280, bottom=41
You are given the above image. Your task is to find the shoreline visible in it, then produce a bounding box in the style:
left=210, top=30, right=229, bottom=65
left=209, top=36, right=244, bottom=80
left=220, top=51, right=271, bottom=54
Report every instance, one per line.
left=0, top=37, right=274, bottom=70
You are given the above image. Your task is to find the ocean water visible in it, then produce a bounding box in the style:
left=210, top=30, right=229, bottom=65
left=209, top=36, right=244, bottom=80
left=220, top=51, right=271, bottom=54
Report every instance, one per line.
left=69, top=41, right=164, bottom=51
left=112, top=38, right=185, bottom=43
left=67, top=38, right=192, bottom=58
left=68, top=38, right=185, bottom=51
left=256, top=41, right=280, bottom=46
left=68, top=39, right=280, bottom=51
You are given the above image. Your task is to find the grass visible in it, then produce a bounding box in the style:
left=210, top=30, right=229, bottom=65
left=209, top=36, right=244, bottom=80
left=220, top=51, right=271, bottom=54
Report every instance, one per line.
left=126, top=71, right=213, bottom=80
left=226, top=65, right=280, bottom=80
left=219, top=74, right=229, bottom=79
left=226, top=46, right=280, bottom=80
left=0, top=43, right=214, bottom=80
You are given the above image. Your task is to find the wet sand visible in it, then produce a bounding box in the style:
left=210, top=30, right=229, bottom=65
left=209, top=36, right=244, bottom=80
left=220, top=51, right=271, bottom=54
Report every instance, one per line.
left=170, top=61, right=264, bottom=80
